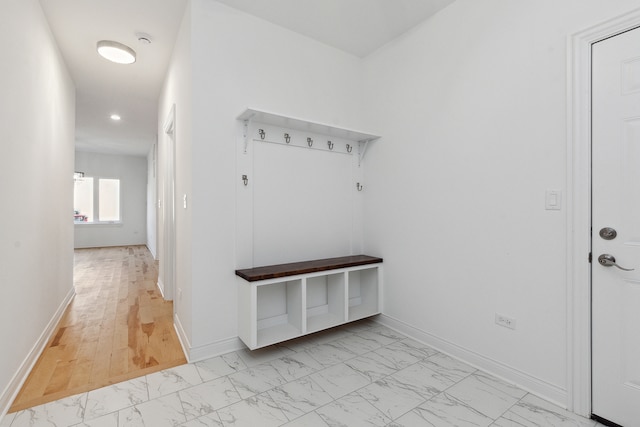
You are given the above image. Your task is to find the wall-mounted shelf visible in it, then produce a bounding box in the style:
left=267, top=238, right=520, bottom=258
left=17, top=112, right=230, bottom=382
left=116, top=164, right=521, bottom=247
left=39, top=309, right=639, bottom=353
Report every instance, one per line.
left=236, top=255, right=383, bottom=350
left=238, top=108, right=380, bottom=143
left=237, top=108, right=380, bottom=164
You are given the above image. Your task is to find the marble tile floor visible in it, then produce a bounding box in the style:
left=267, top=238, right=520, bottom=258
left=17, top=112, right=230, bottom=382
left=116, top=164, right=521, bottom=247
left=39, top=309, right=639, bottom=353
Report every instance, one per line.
left=1, top=319, right=604, bottom=427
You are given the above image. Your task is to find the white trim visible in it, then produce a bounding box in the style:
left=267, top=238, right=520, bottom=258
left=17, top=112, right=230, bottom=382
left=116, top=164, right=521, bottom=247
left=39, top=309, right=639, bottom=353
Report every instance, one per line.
left=173, top=312, right=190, bottom=362
left=375, top=314, right=567, bottom=407
left=0, top=287, right=75, bottom=419
left=163, top=104, right=176, bottom=135
left=567, top=7, right=640, bottom=417
left=173, top=313, right=244, bottom=363
left=74, top=221, right=124, bottom=227
left=188, top=337, right=245, bottom=364
left=146, top=243, right=157, bottom=261
left=156, top=278, right=166, bottom=299
left=161, top=104, right=176, bottom=302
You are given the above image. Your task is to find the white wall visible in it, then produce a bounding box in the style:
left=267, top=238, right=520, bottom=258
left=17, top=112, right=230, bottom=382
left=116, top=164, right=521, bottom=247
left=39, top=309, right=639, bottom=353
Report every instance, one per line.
left=158, top=2, right=193, bottom=343
left=0, top=0, right=75, bottom=417
left=159, top=0, right=365, bottom=358
left=74, top=151, right=148, bottom=248
left=156, top=0, right=640, bottom=409
left=189, top=0, right=365, bottom=353
left=244, top=123, right=363, bottom=267
left=362, top=0, right=640, bottom=405
left=147, top=143, right=158, bottom=258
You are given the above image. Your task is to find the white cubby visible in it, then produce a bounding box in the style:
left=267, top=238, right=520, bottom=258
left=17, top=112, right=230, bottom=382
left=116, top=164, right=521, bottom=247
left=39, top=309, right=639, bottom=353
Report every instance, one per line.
left=348, top=267, right=380, bottom=321
left=237, top=257, right=382, bottom=350
left=255, top=279, right=303, bottom=348
left=306, top=273, right=346, bottom=333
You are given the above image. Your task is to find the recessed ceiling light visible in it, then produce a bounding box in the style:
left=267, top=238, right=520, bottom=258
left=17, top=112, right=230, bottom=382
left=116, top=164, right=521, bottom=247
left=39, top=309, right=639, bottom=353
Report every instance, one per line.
left=110, top=114, right=121, bottom=121
left=97, top=40, right=136, bottom=64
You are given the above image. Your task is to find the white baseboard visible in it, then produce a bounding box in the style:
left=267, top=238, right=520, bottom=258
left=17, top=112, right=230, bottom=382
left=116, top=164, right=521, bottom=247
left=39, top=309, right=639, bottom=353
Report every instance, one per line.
left=188, top=337, right=245, bottom=363
left=173, top=313, right=191, bottom=362
left=173, top=313, right=244, bottom=364
left=374, top=314, right=568, bottom=409
left=0, top=287, right=75, bottom=420
left=146, top=243, right=157, bottom=260
left=157, top=278, right=165, bottom=299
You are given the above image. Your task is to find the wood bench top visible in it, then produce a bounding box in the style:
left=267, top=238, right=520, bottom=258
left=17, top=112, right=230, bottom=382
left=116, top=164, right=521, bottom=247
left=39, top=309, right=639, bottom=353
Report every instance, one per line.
left=235, top=255, right=383, bottom=282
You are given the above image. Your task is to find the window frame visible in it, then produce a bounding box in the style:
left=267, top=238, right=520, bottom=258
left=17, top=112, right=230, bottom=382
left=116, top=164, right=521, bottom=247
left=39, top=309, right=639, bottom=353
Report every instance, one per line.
left=74, top=175, right=123, bottom=225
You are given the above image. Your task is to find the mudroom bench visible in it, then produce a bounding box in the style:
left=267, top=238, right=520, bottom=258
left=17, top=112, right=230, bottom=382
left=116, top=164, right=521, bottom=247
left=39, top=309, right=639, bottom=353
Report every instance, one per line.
left=236, top=255, right=383, bottom=350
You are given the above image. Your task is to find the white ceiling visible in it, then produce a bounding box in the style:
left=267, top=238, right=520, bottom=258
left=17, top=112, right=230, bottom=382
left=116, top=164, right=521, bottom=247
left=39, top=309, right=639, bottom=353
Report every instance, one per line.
left=39, top=0, right=188, bottom=156
left=216, top=0, right=455, bottom=58
left=40, top=0, right=454, bottom=157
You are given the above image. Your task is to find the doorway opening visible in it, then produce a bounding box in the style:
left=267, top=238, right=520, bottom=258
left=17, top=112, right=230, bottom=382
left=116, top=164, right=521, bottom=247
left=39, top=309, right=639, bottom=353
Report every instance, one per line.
left=160, top=105, right=177, bottom=306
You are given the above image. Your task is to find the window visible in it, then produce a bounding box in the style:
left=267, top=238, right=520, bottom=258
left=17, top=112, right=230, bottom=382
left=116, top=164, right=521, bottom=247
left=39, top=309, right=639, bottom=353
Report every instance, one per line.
left=98, top=179, right=120, bottom=221
left=74, top=175, right=121, bottom=223
left=74, top=176, right=94, bottom=222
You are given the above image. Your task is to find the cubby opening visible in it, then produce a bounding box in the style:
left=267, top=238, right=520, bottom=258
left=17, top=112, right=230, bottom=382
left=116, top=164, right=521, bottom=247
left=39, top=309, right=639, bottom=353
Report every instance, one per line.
left=306, top=273, right=346, bottom=333
left=256, top=279, right=303, bottom=347
left=348, top=268, right=379, bottom=321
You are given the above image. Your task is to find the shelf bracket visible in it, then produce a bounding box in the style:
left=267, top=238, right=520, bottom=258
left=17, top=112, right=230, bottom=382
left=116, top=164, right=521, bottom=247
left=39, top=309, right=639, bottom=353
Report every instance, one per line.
left=358, top=139, right=372, bottom=166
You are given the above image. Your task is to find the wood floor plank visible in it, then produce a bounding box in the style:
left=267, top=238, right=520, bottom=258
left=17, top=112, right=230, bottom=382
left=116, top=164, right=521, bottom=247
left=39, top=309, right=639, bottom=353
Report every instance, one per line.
left=67, top=360, right=92, bottom=390
left=43, top=360, right=75, bottom=396
left=9, top=245, right=186, bottom=413
left=109, top=346, right=129, bottom=377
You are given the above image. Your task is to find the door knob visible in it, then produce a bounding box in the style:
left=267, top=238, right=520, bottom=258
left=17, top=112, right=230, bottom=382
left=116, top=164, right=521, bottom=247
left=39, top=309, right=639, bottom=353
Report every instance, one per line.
left=597, top=254, right=634, bottom=271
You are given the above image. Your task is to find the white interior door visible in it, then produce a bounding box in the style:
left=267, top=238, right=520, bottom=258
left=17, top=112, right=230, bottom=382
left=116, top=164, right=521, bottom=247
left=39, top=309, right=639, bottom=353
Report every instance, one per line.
left=592, top=26, right=640, bottom=427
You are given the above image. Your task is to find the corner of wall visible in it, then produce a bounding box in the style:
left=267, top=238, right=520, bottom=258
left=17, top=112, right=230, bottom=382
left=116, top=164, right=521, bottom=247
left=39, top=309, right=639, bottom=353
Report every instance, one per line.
left=173, top=313, right=244, bottom=363
left=0, top=288, right=75, bottom=418
left=375, top=314, right=568, bottom=408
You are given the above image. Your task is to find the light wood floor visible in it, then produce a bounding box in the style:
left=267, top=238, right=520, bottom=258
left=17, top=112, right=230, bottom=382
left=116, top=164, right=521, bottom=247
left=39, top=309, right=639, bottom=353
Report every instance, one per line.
left=9, top=245, right=187, bottom=413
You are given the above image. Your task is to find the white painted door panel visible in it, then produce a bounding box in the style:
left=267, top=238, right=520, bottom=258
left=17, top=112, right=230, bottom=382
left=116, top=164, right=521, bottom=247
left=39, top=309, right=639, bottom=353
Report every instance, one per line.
left=592, top=26, right=640, bottom=427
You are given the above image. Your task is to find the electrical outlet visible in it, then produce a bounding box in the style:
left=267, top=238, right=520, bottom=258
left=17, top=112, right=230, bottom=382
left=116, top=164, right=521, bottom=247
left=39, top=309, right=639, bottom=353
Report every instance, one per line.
left=178, top=287, right=183, bottom=301
left=495, top=313, right=516, bottom=330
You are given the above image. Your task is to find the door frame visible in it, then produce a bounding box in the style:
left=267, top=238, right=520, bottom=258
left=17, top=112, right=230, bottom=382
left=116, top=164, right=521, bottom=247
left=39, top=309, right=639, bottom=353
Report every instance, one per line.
left=161, top=104, right=177, bottom=304
left=568, top=7, right=640, bottom=416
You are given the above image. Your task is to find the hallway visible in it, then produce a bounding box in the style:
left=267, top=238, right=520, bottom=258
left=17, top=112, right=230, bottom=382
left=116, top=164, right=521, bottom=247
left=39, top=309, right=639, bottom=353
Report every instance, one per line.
left=9, top=246, right=186, bottom=412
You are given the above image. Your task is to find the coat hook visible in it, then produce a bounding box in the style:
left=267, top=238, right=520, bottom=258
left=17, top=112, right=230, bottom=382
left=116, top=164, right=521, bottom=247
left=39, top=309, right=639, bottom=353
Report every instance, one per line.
left=356, top=182, right=363, bottom=191
left=258, top=129, right=265, bottom=140
left=346, top=144, right=353, bottom=153
left=307, top=137, right=313, bottom=147
left=284, top=133, right=290, bottom=144
left=242, top=175, right=248, bottom=186
left=327, top=140, right=334, bottom=150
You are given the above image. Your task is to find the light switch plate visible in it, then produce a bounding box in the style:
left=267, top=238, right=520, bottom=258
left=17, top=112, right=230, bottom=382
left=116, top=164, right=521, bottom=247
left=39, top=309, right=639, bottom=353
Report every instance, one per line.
left=545, top=189, right=562, bottom=210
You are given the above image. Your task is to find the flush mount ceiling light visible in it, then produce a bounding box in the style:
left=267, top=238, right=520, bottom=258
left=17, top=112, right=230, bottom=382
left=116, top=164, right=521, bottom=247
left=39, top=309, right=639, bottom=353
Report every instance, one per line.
left=97, top=40, right=136, bottom=64
left=110, top=114, right=121, bottom=121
